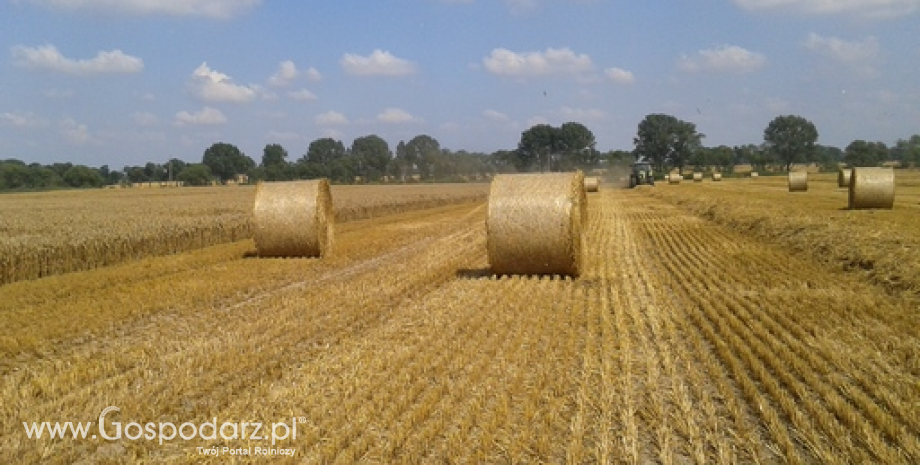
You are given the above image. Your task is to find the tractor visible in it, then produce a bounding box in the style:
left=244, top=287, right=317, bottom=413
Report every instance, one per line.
left=628, top=161, right=654, bottom=188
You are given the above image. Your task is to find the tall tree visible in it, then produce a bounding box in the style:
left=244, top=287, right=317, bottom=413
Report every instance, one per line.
left=633, top=114, right=703, bottom=174
left=844, top=140, right=888, bottom=167
left=518, top=124, right=559, bottom=172
left=405, top=135, right=441, bottom=179
left=558, top=122, right=598, bottom=169
left=351, top=135, right=391, bottom=181
left=201, top=142, right=255, bottom=182
left=262, top=143, right=288, bottom=167
left=763, top=115, right=819, bottom=171
left=304, top=138, right=347, bottom=164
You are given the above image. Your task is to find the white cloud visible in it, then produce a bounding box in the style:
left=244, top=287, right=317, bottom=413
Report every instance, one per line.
left=174, top=107, right=227, bottom=125
left=804, top=33, right=880, bottom=63
left=483, top=47, right=593, bottom=77
left=340, top=50, right=417, bottom=76
left=678, top=45, right=765, bottom=73
left=483, top=109, right=510, bottom=121
left=189, top=62, right=259, bottom=103
left=11, top=44, right=143, bottom=75
left=21, top=0, right=261, bottom=19
left=60, top=117, right=92, bottom=144
left=315, top=111, right=349, bottom=125
left=305, top=67, right=322, bottom=82
left=604, top=67, right=635, bottom=84
left=731, top=0, right=920, bottom=19
left=288, top=89, right=317, bottom=101
left=376, top=107, right=419, bottom=124
left=0, top=112, right=44, bottom=127
left=268, top=60, right=298, bottom=87
left=560, top=106, right=606, bottom=120
left=132, top=111, right=158, bottom=126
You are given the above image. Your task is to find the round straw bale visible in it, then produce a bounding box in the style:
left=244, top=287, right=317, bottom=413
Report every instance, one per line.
left=487, top=172, right=585, bottom=276
left=838, top=168, right=852, bottom=188
left=693, top=172, right=703, bottom=182
left=750, top=172, right=759, bottom=178
left=788, top=171, right=808, bottom=192
left=668, top=173, right=682, bottom=184
left=584, top=176, right=600, bottom=192
left=252, top=179, right=334, bottom=257
left=712, top=172, right=722, bottom=181
left=848, top=167, right=895, bottom=210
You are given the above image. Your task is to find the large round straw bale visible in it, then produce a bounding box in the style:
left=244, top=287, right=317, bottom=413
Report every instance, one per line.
left=668, top=173, right=682, bottom=184
left=487, top=172, right=585, bottom=276
left=252, top=179, right=334, bottom=257
left=848, top=167, right=895, bottom=210
left=584, top=176, right=600, bottom=192
left=693, top=172, right=703, bottom=182
left=838, top=168, right=852, bottom=188
left=788, top=171, right=808, bottom=192
left=750, top=172, right=759, bottom=178
left=712, top=172, right=723, bottom=181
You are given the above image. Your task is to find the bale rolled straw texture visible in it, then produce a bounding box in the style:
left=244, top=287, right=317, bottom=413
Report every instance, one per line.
left=848, top=167, right=895, bottom=210
left=487, top=171, right=586, bottom=276
left=712, top=172, right=723, bottom=181
left=252, top=179, right=334, bottom=257
left=668, top=173, right=682, bottom=184
left=584, top=176, right=600, bottom=192
left=788, top=171, right=808, bottom=192
left=750, top=172, right=759, bottom=178
left=693, top=172, right=703, bottom=182
left=838, top=168, right=852, bottom=188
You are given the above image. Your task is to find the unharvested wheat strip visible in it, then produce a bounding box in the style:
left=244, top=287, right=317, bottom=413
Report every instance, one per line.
left=645, top=211, right=918, bottom=458
left=647, top=225, right=853, bottom=461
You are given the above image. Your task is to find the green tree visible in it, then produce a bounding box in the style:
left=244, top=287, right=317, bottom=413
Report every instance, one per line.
left=709, top=145, right=735, bottom=173
left=844, top=140, right=888, bottom=167
left=262, top=143, right=288, bottom=167
left=891, top=135, right=920, bottom=168
left=558, top=122, right=598, bottom=169
left=201, top=142, right=255, bottom=182
left=177, top=164, right=213, bottom=186
left=63, top=165, right=105, bottom=188
left=633, top=114, right=703, bottom=174
left=405, top=135, right=441, bottom=179
left=518, top=124, right=560, bottom=172
left=0, top=160, right=32, bottom=190
left=304, top=138, right=347, bottom=165
left=351, top=135, right=391, bottom=181
left=763, top=115, right=819, bottom=171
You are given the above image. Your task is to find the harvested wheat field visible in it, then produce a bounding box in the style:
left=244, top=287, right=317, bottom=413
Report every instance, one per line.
left=1, top=181, right=918, bottom=464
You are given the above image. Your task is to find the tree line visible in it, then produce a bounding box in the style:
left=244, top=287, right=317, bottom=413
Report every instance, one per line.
left=1, top=116, right=918, bottom=191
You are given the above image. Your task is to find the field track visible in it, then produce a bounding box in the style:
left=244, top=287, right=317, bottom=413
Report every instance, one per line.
left=2, top=188, right=917, bottom=463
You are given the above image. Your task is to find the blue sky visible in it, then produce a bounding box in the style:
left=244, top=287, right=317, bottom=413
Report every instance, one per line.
left=1, top=0, right=918, bottom=168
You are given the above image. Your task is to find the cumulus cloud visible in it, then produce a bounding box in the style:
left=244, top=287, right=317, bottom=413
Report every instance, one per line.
left=174, top=106, right=227, bottom=125
left=315, top=111, right=349, bottom=125
left=132, top=111, right=159, bottom=126
left=189, top=62, right=259, bottom=103
left=340, top=50, right=417, bottom=76
left=0, top=112, right=44, bottom=127
left=731, top=0, right=920, bottom=19
left=60, top=117, right=92, bottom=144
left=560, top=106, right=606, bottom=120
left=376, top=107, right=419, bottom=124
left=11, top=44, right=143, bottom=75
left=21, top=0, right=261, bottom=19
left=483, top=109, right=510, bottom=121
left=268, top=60, right=298, bottom=87
left=305, top=67, right=322, bottom=81
left=804, top=33, right=880, bottom=62
left=483, top=47, right=593, bottom=77
left=288, top=89, right=317, bottom=101
left=678, top=45, right=765, bottom=73
left=604, top=67, right=635, bottom=84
